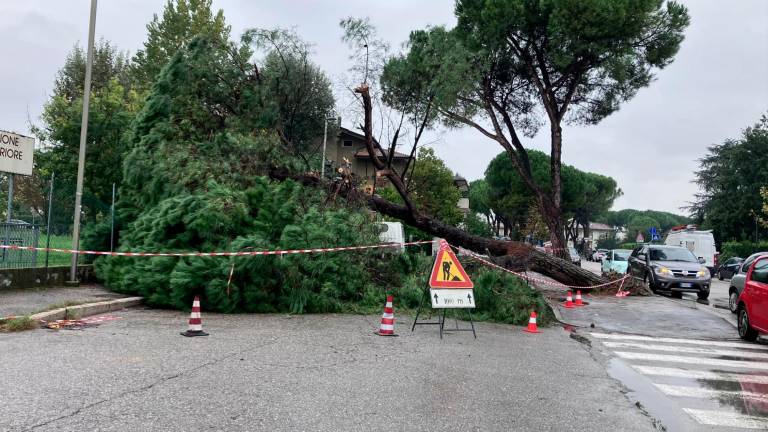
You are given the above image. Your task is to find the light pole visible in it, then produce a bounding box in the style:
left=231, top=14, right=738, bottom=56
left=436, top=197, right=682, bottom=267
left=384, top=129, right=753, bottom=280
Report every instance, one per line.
left=69, top=0, right=97, bottom=284
left=320, top=117, right=336, bottom=179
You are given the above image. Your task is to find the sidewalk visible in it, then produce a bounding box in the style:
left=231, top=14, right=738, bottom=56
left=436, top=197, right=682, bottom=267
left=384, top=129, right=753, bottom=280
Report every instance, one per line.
left=0, top=285, right=127, bottom=318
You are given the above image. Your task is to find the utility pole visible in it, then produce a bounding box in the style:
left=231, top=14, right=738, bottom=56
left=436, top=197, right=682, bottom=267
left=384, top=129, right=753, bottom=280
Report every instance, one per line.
left=5, top=174, right=13, bottom=222
left=321, top=119, right=328, bottom=179
left=69, top=0, right=97, bottom=284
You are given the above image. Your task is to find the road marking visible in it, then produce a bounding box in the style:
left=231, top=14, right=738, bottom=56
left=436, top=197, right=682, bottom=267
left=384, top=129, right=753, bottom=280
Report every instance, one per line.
left=683, top=409, right=768, bottom=430
left=614, top=351, right=768, bottom=370
left=603, top=341, right=768, bottom=360
left=591, top=332, right=768, bottom=351
left=655, top=383, right=768, bottom=403
left=633, top=365, right=768, bottom=385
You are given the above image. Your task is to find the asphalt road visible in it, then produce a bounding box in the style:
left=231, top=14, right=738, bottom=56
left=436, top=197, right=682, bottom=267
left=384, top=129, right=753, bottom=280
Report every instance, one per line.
left=0, top=308, right=656, bottom=432
left=566, top=259, right=766, bottom=431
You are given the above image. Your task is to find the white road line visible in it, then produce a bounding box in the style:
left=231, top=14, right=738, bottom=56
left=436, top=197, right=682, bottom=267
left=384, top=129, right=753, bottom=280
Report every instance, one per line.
left=633, top=366, right=768, bottom=385
left=591, top=332, right=768, bottom=351
left=603, top=341, right=768, bottom=360
left=655, top=383, right=768, bottom=403
left=683, top=408, right=768, bottom=430
left=615, top=351, right=768, bottom=370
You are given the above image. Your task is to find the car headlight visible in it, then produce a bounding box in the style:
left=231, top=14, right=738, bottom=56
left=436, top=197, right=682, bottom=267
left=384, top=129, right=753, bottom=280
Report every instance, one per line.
left=655, top=266, right=672, bottom=276
left=697, top=268, right=708, bottom=278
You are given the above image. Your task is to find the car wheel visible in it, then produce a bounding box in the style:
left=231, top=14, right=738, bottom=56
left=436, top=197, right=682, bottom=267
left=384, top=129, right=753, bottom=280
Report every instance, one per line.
left=738, top=307, right=759, bottom=342
left=718, top=271, right=724, bottom=281
left=697, top=291, right=709, bottom=300
left=729, top=289, right=739, bottom=314
left=645, top=274, right=657, bottom=293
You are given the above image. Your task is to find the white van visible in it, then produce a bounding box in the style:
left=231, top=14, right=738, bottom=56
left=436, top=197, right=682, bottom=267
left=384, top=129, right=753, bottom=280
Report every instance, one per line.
left=664, top=225, right=718, bottom=273
left=376, top=222, right=405, bottom=253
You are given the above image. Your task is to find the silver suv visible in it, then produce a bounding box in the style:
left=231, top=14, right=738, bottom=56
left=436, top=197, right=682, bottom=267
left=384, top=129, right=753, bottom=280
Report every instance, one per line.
left=728, top=251, right=768, bottom=313
left=628, top=244, right=712, bottom=300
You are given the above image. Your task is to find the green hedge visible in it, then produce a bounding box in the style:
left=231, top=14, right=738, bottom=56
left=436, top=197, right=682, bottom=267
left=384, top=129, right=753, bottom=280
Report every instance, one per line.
left=720, top=241, right=768, bottom=263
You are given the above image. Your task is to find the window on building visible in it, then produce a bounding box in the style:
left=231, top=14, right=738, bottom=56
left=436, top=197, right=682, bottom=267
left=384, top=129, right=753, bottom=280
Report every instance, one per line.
left=342, top=140, right=353, bottom=147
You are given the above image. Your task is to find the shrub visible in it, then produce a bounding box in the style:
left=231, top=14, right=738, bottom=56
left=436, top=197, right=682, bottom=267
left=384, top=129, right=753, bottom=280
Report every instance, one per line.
left=720, top=240, right=768, bottom=263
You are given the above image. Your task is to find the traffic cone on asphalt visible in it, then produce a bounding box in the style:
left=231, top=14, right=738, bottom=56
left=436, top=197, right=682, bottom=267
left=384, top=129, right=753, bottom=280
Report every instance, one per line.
left=574, top=290, right=584, bottom=307
left=523, top=311, right=541, bottom=333
left=563, top=291, right=574, bottom=309
left=180, top=296, right=208, bottom=337
left=376, top=295, right=397, bottom=336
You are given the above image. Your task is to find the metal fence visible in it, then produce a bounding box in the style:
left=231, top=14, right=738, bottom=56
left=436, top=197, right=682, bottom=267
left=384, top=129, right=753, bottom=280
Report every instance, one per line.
left=0, top=222, right=40, bottom=269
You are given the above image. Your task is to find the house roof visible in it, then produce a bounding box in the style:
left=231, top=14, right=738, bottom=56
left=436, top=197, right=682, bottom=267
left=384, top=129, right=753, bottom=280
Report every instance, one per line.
left=589, top=222, right=613, bottom=231
left=354, top=149, right=411, bottom=159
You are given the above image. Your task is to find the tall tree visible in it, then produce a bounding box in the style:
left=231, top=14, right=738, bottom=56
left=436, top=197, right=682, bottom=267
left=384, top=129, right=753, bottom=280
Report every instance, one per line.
left=32, top=41, right=138, bottom=226
left=691, top=115, right=768, bottom=242
left=382, top=1, right=689, bottom=256
left=132, top=0, right=230, bottom=88
left=484, top=150, right=621, bottom=242
left=243, top=29, right=336, bottom=169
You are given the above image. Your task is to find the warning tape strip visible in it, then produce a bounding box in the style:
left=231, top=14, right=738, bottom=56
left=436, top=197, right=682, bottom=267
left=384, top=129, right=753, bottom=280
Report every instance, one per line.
left=1, top=239, right=627, bottom=291
left=0, top=240, right=433, bottom=258
left=456, top=247, right=630, bottom=290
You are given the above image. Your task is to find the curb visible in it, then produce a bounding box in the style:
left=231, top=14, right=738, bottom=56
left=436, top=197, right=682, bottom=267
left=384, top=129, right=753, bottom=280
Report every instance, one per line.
left=28, top=297, right=143, bottom=325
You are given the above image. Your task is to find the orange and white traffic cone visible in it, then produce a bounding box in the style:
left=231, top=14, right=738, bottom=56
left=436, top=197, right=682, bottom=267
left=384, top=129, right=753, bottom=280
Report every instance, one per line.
left=523, top=311, right=541, bottom=333
left=563, top=291, right=574, bottom=309
left=180, top=296, right=208, bottom=337
left=574, top=290, right=584, bottom=307
left=376, top=295, right=397, bottom=336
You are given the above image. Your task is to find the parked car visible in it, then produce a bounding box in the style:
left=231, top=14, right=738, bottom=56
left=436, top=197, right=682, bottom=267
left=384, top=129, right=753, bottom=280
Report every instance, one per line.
left=601, top=249, right=632, bottom=275
left=628, top=244, right=711, bottom=300
left=568, top=246, right=581, bottom=266
left=664, top=225, right=718, bottom=275
left=728, top=252, right=768, bottom=313
left=735, top=255, right=768, bottom=341
left=717, top=256, right=743, bottom=280
left=591, top=249, right=608, bottom=262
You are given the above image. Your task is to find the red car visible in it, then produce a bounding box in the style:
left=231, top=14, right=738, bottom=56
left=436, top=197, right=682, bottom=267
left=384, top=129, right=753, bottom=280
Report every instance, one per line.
left=737, top=255, right=768, bottom=341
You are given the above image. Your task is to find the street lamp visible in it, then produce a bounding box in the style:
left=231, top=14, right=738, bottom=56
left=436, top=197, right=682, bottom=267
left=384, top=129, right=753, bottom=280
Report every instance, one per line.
left=320, top=117, right=337, bottom=179
left=69, top=0, right=98, bottom=284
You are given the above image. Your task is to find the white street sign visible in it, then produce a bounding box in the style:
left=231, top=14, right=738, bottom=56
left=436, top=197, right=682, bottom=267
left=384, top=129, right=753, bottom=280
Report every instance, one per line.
left=0, top=130, right=34, bottom=176
left=430, top=289, right=476, bottom=309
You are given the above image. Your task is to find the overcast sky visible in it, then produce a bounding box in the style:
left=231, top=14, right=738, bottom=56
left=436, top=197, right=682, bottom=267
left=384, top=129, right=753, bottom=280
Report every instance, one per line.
left=2, top=0, right=766, bottom=214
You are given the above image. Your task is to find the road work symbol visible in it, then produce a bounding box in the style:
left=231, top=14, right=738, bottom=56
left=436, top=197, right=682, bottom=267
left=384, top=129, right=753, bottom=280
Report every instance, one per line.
left=429, top=240, right=473, bottom=289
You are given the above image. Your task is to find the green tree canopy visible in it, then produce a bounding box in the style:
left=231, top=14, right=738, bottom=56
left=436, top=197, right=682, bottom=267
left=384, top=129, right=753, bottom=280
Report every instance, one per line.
left=484, top=150, right=621, bottom=240
left=132, top=0, right=230, bottom=88
left=381, top=147, right=463, bottom=227
left=596, top=209, right=690, bottom=232
left=244, top=29, right=336, bottom=168
left=381, top=0, right=689, bottom=254
left=31, top=40, right=139, bottom=226
left=691, top=115, right=768, bottom=242
left=119, top=36, right=292, bottom=221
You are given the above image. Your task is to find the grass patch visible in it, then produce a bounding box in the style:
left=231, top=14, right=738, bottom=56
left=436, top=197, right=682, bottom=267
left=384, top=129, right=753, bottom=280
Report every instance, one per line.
left=0, top=316, right=39, bottom=332
left=37, top=234, right=74, bottom=267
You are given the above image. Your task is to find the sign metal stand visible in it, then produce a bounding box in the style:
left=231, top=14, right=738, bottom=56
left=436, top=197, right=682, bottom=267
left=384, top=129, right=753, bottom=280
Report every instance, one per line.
left=411, top=240, right=477, bottom=339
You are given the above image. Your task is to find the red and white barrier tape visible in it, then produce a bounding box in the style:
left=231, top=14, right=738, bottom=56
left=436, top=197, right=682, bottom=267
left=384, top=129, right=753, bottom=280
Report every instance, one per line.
left=0, top=240, right=433, bottom=258
left=458, top=247, right=631, bottom=290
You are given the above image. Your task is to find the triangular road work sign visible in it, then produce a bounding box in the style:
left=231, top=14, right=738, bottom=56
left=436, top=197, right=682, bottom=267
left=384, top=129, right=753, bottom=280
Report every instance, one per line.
left=429, top=240, right=473, bottom=289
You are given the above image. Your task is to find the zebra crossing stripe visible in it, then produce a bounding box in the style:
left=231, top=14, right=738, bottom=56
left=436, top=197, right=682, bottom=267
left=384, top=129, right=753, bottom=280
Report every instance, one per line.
left=603, top=341, right=768, bottom=360
left=591, top=332, right=768, bottom=351
left=655, top=383, right=768, bottom=403
left=633, top=365, right=768, bottom=385
left=614, top=351, right=768, bottom=370
left=683, top=409, right=768, bottom=430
